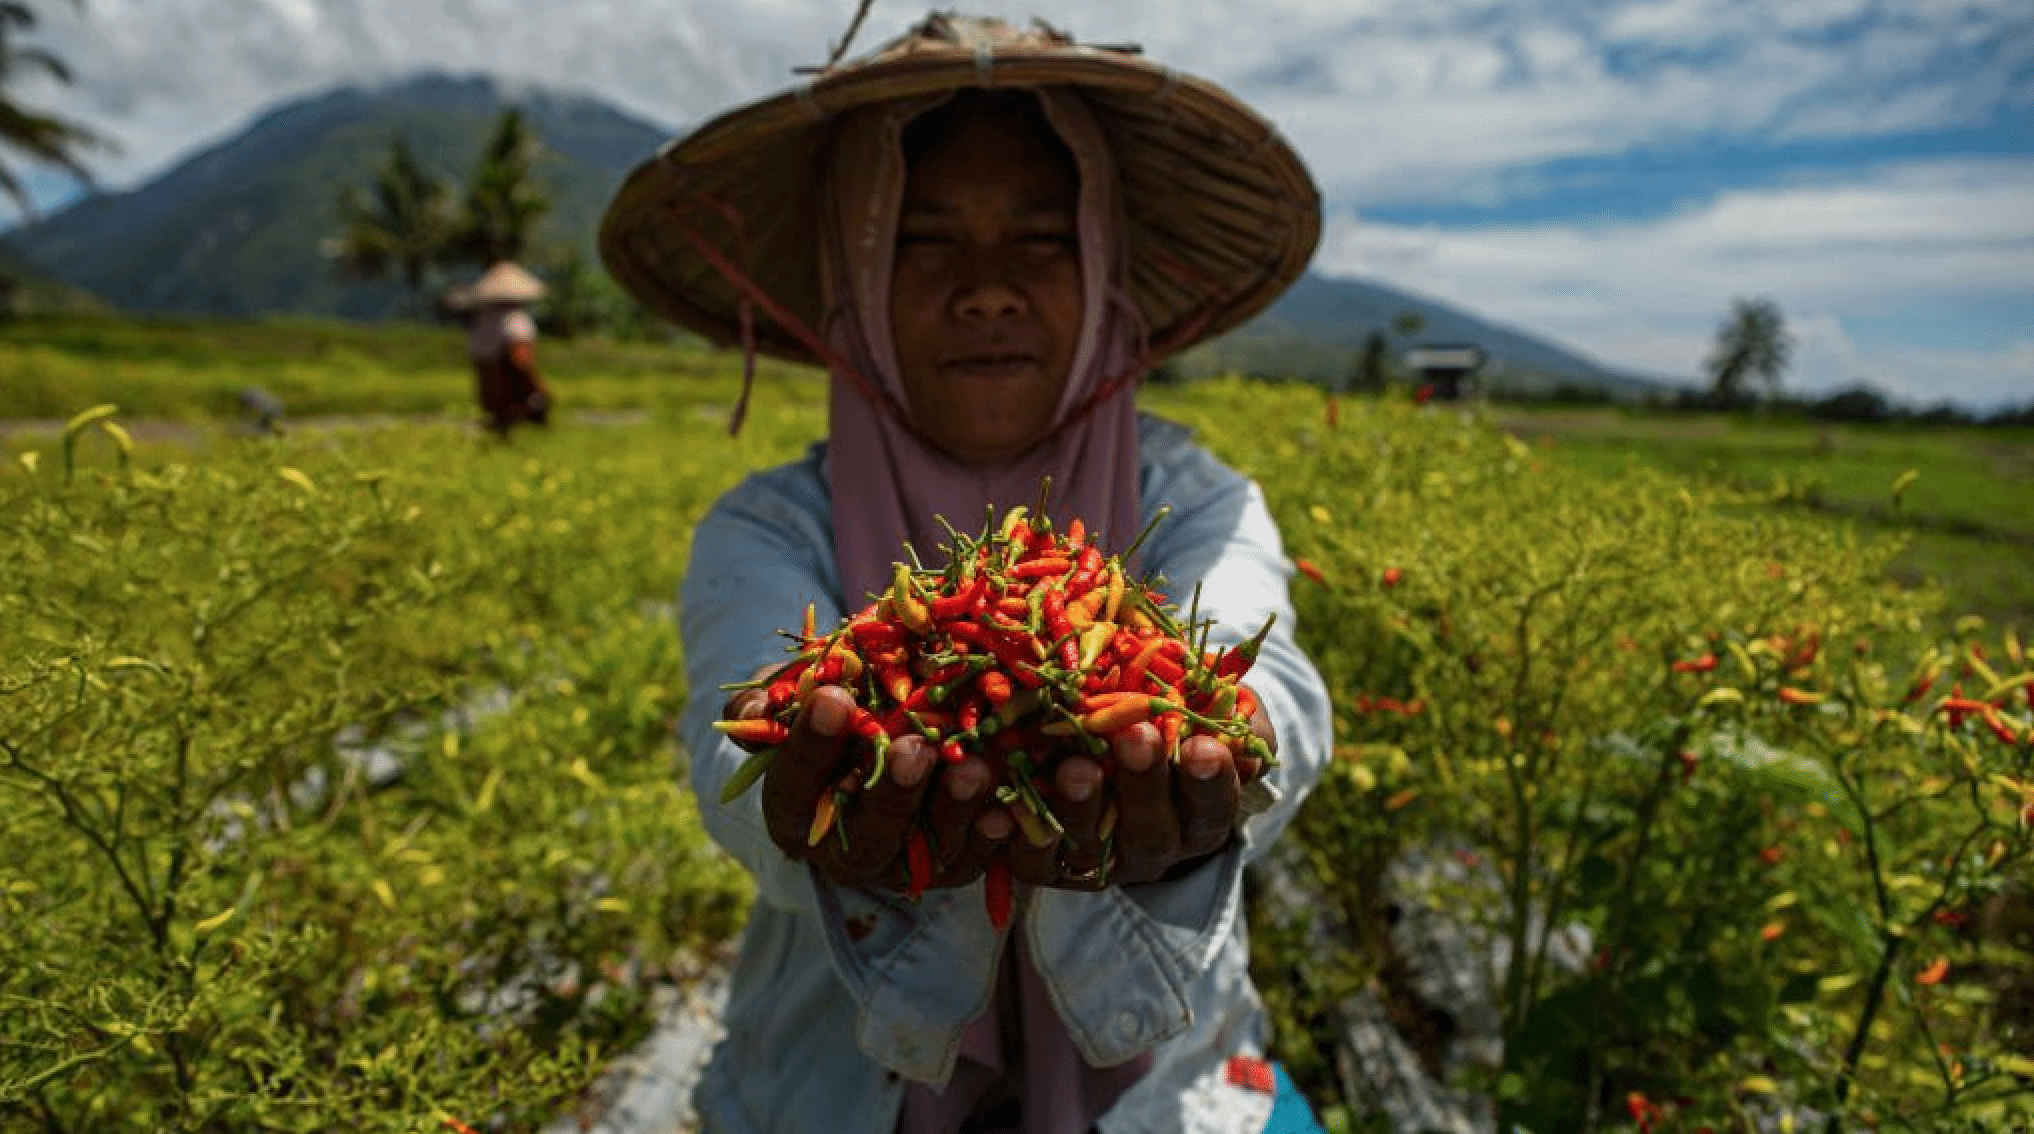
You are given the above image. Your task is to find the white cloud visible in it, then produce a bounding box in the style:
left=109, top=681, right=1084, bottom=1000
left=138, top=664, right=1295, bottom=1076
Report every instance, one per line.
left=13, top=0, right=2027, bottom=206
left=6, top=0, right=2028, bottom=409
left=1317, top=157, right=2034, bottom=407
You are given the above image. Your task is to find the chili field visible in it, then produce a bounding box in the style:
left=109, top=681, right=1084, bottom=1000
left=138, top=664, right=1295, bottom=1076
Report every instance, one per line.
left=3, top=317, right=2031, bottom=1133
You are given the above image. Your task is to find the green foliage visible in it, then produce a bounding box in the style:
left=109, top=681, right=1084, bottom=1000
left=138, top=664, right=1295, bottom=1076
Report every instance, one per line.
left=450, top=110, right=550, bottom=269
left=0, top=0, right=110, bottom=218
left=1496, top=408, right=2034, bottom=635
left=0, top=412, right=799, bottom=1130
left=0, top=312, right=792, bottom=421
left=4, top=360, right=2030, bottom=1132
left=1150, top=383, right=2034, bottom=1133
left=328, top=138, right=460, bottom=311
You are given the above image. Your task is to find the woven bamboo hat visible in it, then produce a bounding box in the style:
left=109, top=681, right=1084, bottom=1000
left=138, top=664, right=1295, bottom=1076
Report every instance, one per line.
left=599, top=11, right=1320, bottom=368
left=467, top=261, right=548, bottom=305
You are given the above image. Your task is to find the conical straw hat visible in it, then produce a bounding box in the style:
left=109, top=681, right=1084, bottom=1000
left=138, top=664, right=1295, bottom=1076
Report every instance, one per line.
left=468, top=261, right=548, bottom=304
left=599, top=12, right=1320, bottom=368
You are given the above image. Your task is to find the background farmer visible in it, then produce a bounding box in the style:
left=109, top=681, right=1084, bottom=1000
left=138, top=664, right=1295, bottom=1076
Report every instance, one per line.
left=601, top=14, right=1329, bottom=1134
left=464, top=260, right=552, bottom=436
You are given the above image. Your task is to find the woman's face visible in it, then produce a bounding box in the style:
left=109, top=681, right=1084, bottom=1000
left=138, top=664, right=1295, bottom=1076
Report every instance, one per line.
left=889, top=105, right=1083, bottom=464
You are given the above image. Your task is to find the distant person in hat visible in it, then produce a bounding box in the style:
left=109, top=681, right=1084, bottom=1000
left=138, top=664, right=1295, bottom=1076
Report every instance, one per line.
left=603, top=13, right=1330, bottom=1133
left=465, top=261, right=552, bottom=437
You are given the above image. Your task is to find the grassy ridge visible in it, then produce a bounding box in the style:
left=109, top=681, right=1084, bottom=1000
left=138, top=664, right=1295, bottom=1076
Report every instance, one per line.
left=1495, top=408, right=2034, bottom=635
left=5, top=313, right=2026, bottom=630
left=0, top=313, right=820, bottom=420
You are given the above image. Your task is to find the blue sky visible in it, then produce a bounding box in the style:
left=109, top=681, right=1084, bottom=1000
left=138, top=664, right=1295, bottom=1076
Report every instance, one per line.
left=7, top=0, right=2032, bottom=408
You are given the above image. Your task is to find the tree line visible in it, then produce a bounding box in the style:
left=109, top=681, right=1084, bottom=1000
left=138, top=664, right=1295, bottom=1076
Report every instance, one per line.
left=326, top=111, right=661, bottom=339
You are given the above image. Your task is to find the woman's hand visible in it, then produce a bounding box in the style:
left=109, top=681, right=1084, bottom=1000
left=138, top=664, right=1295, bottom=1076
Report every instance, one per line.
left=725, top=675, right=1014, bottom=893
left=723, top=670, right=1275, bottom=894
left=1027, top=692, right=1276, bottom=890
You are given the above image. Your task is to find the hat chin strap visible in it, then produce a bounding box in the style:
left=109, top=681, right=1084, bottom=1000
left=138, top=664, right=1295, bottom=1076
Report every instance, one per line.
left=664, top=194, right=908, bottom=437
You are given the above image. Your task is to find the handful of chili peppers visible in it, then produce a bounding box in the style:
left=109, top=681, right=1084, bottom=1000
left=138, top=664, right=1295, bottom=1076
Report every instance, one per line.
left=714, top=501, right=1275, bottom=930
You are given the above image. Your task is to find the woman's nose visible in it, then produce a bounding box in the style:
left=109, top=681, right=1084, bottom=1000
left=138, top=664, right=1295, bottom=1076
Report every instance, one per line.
left=952, top=268, right=1028, bottom=322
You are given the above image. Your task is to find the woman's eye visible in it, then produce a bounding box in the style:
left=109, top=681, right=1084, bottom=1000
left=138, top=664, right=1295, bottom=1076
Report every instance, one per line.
left=1018, top=233, right=1076, bottom=255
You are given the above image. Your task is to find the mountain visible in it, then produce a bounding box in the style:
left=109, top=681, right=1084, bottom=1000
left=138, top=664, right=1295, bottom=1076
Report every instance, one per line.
left=0, top=241, right=104, bottom=314
left=1, top=73, right=1660, bottom=395
left=0, top=74, right=671, bottom=320
left=1176, top=273, right=1666, bottom=397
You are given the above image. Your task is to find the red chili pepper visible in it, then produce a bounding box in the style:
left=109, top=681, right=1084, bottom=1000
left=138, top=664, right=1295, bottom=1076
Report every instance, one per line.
left=943, top=620, right=991, bottom=648
left=1010, top=557, right=1074, bottom=581
left=905, top=830, right=934, bottom=900
left=1784, top=632, right=1821, bottom=672
left=1068, top=545, right=1105, bottom=589
left=1148, top=652, right=1186, bottom=686
left=714, top=718, right=790, bottom=747
left=1085, top=666, right=1121, bottom=696
left=940, top=737, right=967, bottom=764
left=977, top=670, right=1014, bottom=707
left=1235, top=685, right=1260, bottom=721
left=1293, top=558, right=1326, bottom=586
left=1064, top=517, right=1087, bottom=549
left=1041, top=590, right=1077, bottom=666
left=985, top=856, right=1013, bottom=930
left=1981, top=709, right=2020, bottom=747
left=1080, top=696, right=1178, bottom=734
left=1112, top=629, right=1144, bottom=662
left=876, top=663, right=914, bottom=705
left=1382, top=567, right=1404, bottom=588
left=1672, top=654, right=1718, bottom=674
left=1120, top=637, right=1166, bottom=695
left=848, top=707, right=887, bottom=740
left=851, top=619, right=907, bottom=651
left=930, top=578, right=987, bottom=622
left=1215, top=616, right=1277, bottom=681
left=996, top=596, right=1030, bottom=619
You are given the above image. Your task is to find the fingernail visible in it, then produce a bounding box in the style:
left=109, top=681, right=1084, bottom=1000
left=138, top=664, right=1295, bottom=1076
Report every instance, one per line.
left=1185, top=746, right=1225, bottom=780
left=1062, top=770, right=1097, bottom=803
left=892, top=743, right=931, bottom=788
left=979, top=811, right=1013, bottom=841
left=949, top=765, right=986, bottom=801
left=1118, top=739, right=1157, bottom=773
left=809, top=692, right=848, bottom=737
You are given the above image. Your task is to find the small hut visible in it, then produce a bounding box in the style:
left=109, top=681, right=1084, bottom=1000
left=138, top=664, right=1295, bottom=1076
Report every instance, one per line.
left=1404, top=343, right=1488, bottom=402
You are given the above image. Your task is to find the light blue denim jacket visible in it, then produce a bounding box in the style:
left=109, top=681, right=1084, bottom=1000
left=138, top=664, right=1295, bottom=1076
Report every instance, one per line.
left=677, top=414, right=1332, bottom=1134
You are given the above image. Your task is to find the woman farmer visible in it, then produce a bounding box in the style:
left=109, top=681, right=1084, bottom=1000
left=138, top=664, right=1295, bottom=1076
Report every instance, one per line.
left=600, top=14, right=1330, bottom=1133
left=464, top=261, right=553, bottom=436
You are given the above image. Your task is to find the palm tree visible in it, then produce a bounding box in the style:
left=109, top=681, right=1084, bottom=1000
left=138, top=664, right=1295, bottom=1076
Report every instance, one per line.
left=1706, top=297, right=1792, bottom=404
left=328, top=137, right=458, bottom=314
left=0, top=0, right=112, bottom=217
left=450, top=108, right=549, bottom=266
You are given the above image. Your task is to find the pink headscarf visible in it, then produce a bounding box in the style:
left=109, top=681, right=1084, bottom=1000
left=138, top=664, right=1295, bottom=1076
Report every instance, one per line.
left=819, top=87, right=1148, bottom=607
left=816, top=89, right=1155, bottom=1133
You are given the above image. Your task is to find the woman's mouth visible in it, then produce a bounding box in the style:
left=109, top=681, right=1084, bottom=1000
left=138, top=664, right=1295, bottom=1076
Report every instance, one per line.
left=943, top=352, right=1041, bottom=378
